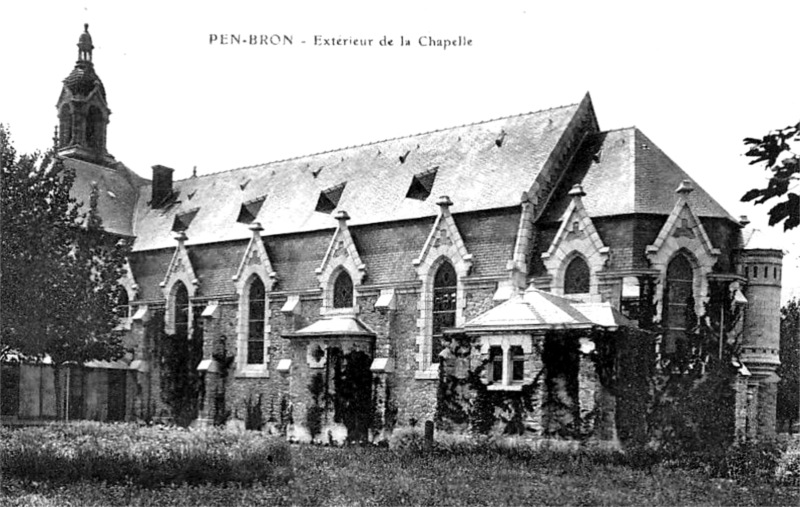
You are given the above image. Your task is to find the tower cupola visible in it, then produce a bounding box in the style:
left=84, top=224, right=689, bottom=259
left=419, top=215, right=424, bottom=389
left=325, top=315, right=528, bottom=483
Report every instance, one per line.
left=56, top=24, right=115, bottom=167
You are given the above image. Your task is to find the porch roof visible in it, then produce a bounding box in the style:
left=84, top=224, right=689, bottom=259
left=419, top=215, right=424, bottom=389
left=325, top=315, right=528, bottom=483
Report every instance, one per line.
left=284, top=315, right=376, bottom=338
left=462, top=287, right=632, bottom=333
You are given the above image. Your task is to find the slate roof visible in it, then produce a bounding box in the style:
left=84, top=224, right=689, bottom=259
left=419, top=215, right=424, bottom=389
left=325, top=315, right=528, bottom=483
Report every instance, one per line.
left=285, top=315, right=376, bottom=337
left=741, top=227, right=784, bottom=251
left=130, top=100, right=586, bottom=252
left=66, top=158, right=146, bottom=237
left=541, top=128, right=736, bottom=223
left=463, top=288, right=630, bottom=332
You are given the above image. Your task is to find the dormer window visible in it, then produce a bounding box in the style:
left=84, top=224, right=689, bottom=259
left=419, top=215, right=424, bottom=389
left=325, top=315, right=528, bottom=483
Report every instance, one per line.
left=172, top=208, right=199, bottom=232
left=406, top=167, right=438, bottom=201
left=316, top=182, right=346, bottom=214
left=237, top=196, right=266, bottom=224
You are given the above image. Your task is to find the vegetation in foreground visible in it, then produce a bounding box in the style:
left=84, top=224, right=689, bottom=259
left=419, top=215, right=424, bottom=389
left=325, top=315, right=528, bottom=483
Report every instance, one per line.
left=1, top=423, right=799, bottom=506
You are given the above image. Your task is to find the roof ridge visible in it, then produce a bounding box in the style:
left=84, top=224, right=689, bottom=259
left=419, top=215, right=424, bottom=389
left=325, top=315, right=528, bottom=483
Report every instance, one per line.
left=597, top=125, right=637, bottom=135
left=175, top=101, right=582, bottom=183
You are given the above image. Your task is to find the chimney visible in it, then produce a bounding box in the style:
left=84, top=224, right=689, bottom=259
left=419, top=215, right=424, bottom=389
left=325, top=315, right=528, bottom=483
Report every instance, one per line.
left=151, top=165, right=174, bottom=207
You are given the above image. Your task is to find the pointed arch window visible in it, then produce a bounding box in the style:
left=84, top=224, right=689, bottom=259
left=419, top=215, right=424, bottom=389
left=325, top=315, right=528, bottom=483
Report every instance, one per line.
left=173, top=282, right=190, bottom=340
left=247, top=277, right=266, bottom=364
left=664, top=252, right=694, bottom=354
left=432, top=261, right=457, bottom=358
left=114, top=286, right=130, bottom=320
left=564, top=256, right=590, bottom=294
left=86, top=106, right=104, bottom=151
left=333, top=271, right=354, bottom=309
left=59, top=105, right=72, bottom=148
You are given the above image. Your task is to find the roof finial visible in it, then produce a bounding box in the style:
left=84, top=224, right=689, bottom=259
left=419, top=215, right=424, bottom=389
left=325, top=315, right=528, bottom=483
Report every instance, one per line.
left=77, top=23, right=94, bottom=62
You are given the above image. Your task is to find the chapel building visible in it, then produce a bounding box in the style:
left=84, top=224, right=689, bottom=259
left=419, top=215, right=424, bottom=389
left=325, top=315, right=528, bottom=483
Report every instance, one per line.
left=0, top=26, right=784, bottom=443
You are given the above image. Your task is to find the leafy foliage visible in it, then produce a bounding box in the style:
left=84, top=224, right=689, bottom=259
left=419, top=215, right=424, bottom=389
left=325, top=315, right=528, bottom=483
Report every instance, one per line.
left=741, top=121, right=800, bottom=230
left=244, top=393, right=264, bottom=431
left=0, top=126, right=130, bottom=419
left=645, top=282, right=743, bottom=452
left=306, top=373, right=325, bottom=439
left=436, top=333, right=546, bottom=437
left=777, top=298, right=800, bottom=431
left=331, top=349, right=374, bottom=443
left=151, top=309, right=204, bottom=427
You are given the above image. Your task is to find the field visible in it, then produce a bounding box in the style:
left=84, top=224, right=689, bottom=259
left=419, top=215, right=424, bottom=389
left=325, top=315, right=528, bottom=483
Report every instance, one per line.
left=1, top=424, right=798, bottom=506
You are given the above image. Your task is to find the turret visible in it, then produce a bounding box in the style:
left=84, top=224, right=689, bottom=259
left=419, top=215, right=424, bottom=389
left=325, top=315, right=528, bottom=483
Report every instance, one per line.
left=738, top=227, right=783, bottom=437
left=56, top=24, right=115, bottom=167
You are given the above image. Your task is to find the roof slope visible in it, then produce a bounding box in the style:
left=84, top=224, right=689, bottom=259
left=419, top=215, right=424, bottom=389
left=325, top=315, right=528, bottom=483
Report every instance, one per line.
left=463, top=288, right=630, bottom=331
left=541, top=128, right=735, bottom=222
left=131, top=101, right=585, bottom=251
left=66, top=158, right=145, bottom=237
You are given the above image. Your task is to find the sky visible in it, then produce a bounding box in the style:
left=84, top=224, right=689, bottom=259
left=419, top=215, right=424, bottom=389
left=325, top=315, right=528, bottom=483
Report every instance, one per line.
left=1, top=1, right=799, bottom=301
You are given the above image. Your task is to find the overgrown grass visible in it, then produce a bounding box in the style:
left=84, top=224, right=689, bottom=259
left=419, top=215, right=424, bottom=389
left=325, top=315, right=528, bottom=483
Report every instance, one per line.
left=1, top=423, right=798, bottom=506
left=0, top=422, right=292, bottom=486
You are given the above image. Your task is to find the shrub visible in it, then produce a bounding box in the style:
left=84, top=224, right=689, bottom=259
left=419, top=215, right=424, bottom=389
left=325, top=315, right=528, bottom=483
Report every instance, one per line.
left=244, top=393, right=264, bottom=431
left=0, top=422, right=292, bottom=486
left=776, top=441, right=800, bottom=486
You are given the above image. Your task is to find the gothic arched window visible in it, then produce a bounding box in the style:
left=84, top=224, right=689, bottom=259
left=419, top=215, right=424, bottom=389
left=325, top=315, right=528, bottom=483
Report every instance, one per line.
left=59, top=105, right=72, bottom=148
left=247, top=277, right=266, bottom=364
left=432, top=261, right=457, bottom=358
left=115, top=286, right=130, bottom=320
left=564, top=256, right=590, bottom=294
left=333, top=270, right=354, bottom=309
left=173, top=282, right=190, bottom=339
left=664, top=252, right=694, bottom=354
left=86, top=106, right=104, bottom=150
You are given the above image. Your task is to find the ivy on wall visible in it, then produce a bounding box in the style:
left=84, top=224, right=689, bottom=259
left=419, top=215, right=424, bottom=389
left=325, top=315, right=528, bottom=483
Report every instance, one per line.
left=434, top=281, right=742, bottom=453
left=305, top=347, right=375, bottom=443
left=436, top=333, right=546, bottom=437
left=149, top=308, right=204, bottom=427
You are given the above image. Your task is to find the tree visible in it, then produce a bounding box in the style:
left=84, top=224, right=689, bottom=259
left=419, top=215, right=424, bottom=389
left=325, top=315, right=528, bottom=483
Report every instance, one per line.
left=777, top=299, right=800, bottom=432
left=741, top=121, right=800, bottom=230
left=0, top=125, right=130, bottom=419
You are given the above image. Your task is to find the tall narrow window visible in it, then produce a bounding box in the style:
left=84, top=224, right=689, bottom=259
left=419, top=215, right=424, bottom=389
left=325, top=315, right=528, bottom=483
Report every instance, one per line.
left=114, top=287, right=130, bottom=320
left=664, top=253, right=693, bottom=354
left=564, top=256, right=590, bottom=294
left=333, top=271, right=354, bottom=309
left=432, top=261, right=457, bottom=359
left=59, top=105, right=72, bottom=148
left=247, top=277, right=266, bottom=364
left=86, top=106, right=104, bottom=150
left=511, top=346, right=525, bottom=382
left=174, top=282, right=189, bottom=340
left=490, top=346, right=503, bottom=382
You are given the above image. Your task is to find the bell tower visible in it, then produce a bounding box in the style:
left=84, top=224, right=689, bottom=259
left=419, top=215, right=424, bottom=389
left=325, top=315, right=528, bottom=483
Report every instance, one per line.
left=56, top=24, right=116, bottom=167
